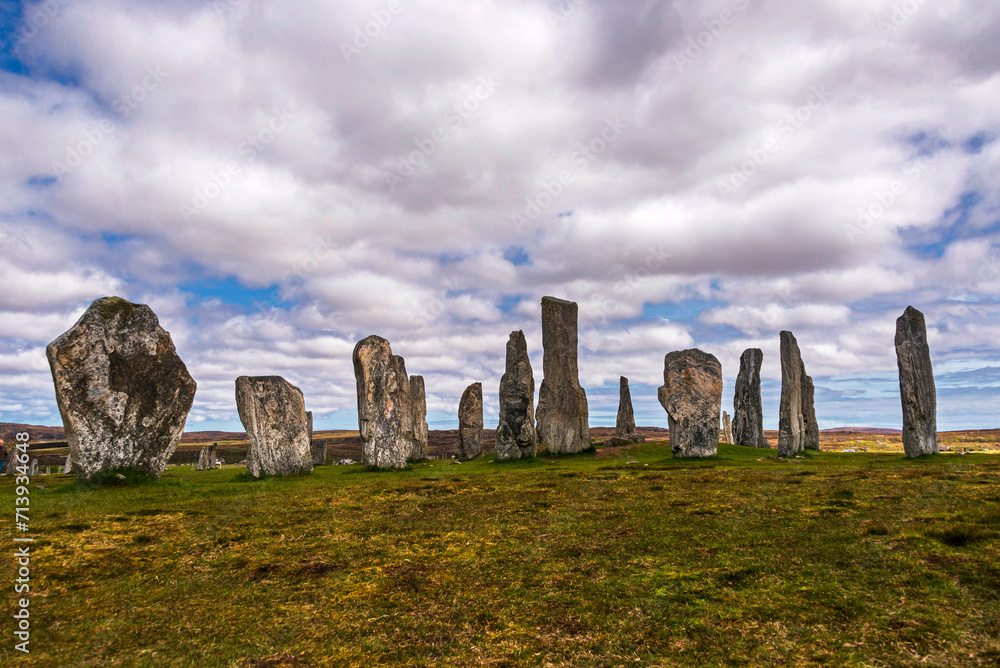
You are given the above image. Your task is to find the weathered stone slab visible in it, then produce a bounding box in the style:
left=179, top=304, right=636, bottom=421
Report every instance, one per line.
left=410, top=375, right=429, bottom=461
left=46, top=296, right=197, bottom=480
left=778, top=331, right=806, bottom=457
left=535, top=297, right=590, bottom=454
left=197, top=445, right=210, bottom=471
left=236, top=375, right=313, bottom=478
left=63, top=454, right=73, bottom=474
left=657, top=349, right=722, bottom=458
left=495, top=331, right=537, bottom=461
left=352, top=336, right=411, bottom=470
left=29, top=458, right=38, bottom=476
left=802, top=372, right=819, bottom=450
left=458, top=382, right=484, bottom=460
left=895, top=306, right=938, bottom=457
left=616, top=376, right=645, bottom=443
left=313, top=438, right=327, bottom=466
left=733, top=348, right=769, bottom=448
left=722, top=410, right=733, bottom=444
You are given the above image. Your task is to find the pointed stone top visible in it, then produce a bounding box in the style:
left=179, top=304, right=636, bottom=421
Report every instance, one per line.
left=541, top=296, right=576, bottom=307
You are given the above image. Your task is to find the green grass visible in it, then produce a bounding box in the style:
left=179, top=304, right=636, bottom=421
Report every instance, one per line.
left=2, top=441, right=999, bottom=666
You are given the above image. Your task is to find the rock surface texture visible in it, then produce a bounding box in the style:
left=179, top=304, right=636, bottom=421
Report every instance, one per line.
left=495, top=331, right=537, bottom=461
left=410, top=375, right=429, bottom=461
left=616, top=377, right=645, bottom=443
left=352, top=336, right=411, bottom=470
left=46, top=296, right=197, bottom=480
left=802, top=372, right=819, bottom=450
left=778, top=331, right=807, bottom=457
left=657, top=349, right=722, bottom=458
left=895, top=306, right=938, bottom=457
left=722, top=411, right=733, bottom=444
left=733, top=348, right=769, bottom=448
left=235, top=375, right=313, bottom=478
left=535, top=297, right=590, bottom=454
left=458, top=382, right=484, bottom=460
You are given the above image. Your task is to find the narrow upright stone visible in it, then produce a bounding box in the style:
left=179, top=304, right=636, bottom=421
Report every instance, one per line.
left=63, top=454, right=73, bottom=474
left=615, top=376, right=645, bottom=443
left=197, top=445, right=210, bottom=471
left=306, top=411, right=313, bottom=447
left=46, top=296, right=197, bottom=480
left=458, top=382, right=484, bottom=460
left=535, top=297, right=590, bottom=454
left=657, top=349, right=722, bottom=458
left=352, top=336, right=411, bottom=470
left=722, top=411, right=733, bottom=444
left=29, top=458, right=38, bottom=476
left=236, top=375, right=313, bottom=478
left=895, top=306, right=938, bottom=457
left=778, top=331, right=806, bottom=457
left=733, top=348, right=769, bottom=448
left=313, top=439, right=327, bottom=466
left=802, top=371, right=819, bottom=450
left=208, top=442, right=218, bottom=469
left=410, top=375, right=429, bottom=461
left=496, top=331, right=537, bottom=461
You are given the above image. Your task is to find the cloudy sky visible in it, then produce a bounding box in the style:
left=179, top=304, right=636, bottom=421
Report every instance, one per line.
left=1, top=0, right=998, bottom=433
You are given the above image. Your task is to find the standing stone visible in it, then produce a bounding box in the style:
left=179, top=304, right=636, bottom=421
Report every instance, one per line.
left=458, top=382, right=484, bottom=460
left=895, top=306, right=938, bottom=457
left=733, top=348, right=770, bottom=448
left=46, top=296, right=197, bottom=480
left=197, top=446, right=210, bottom=471
left=495, top=331, right=537, bottom=461
left=615, top=376, right=645, bottom=444
left=0, top=443, right=8, bottom=476
left=208, top=442, right=218, bottom=469
left=802, top=372, right=819, bottom=450
left=722, top=411, right=734, bottom=444
left=778, top=331, right=808, bottom=457
left=657, top=349, right=722, bottom=458
left=410, top=376, right=429, bottom=461
left=63, top=454, right=73, bottom=474
left=28, top=458, right=38, bottom=476
left=535, top=297, right=590, bottom=454
left=306, top=411, right=313, bottom=449
left=313, top=439, right=327, bottom=466
left=352, top=335, right=411, bottom=470
left=235, top=376, right=313, bottom=478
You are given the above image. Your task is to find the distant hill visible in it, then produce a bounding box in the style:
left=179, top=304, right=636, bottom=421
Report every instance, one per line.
left=822, top=427, right=902, bottom=434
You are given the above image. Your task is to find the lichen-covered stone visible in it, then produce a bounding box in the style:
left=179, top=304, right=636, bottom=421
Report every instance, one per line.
left=410, top=375, right=429, bottom=461
left=535, top=297, right=589, bottom=454
left=352, top=335, right=410, bottom=470
left=733, top=348, right=769, bottom=448
left=722, top=411, right=733, bottom=444
left=46, top=296, right=197, bottom=480
left=236, top=375, right=313, bottom=478
left=802, top=371, right=819, bottom=450
left=495, top=331, right=537, bottom=461
left=657, top=349, right=722, bottom=458
left=197, top=445, right=210, bottom=471
left=458, top=382, right=484, bottom=460
left=895, top=306, right=938, bottom=457
left=616, top=376, right=645, bottom=443
left=778, top=331, right=817, bottom=457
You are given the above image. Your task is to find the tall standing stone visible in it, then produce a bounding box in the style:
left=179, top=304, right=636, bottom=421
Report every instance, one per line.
left=535, top=297, right=590, bottom=454
left=410, top=376, right=429, bottom=461
left=733, top=348, right=769, bottom=448
left=802, top=372, right=819, bottom=450
left=197, top=445, right=210, bottom=471
left=63, top=454, right=73, bottom=474
left=313, top=439, right=327, bottom=466
left=208, top=442, right=218, bottom=469
left=722, top=411, right=733, bottom=444
left=353, top=335, right=411, bottom=470
left=458, top=382, right=484, bottom=460
left=657, top=349, right=722, bottom=458
left=306, top=411, right=313, bottom=447
left=615, top=376, right=645, bottom=443
left=29, top=458, right=38, bottom=476
left=235, top=375, right=313, bottom=478
left=778, top=331, right=807, bottom=457
left=495, top=331, right=537, bottom=461
left=46, top=296, right=197, bottom=480
left=895, top=306, right=938, bottom=457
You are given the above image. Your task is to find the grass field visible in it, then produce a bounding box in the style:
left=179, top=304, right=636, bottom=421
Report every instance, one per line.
left=2, top=440, right=999, bottom=667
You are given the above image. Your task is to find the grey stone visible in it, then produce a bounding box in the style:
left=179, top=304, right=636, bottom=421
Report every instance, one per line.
left=535, top=297, right=590, bottom=454
left=208, top=443, right=218, bottom=469
left=29, top=458, right=38, bottom=476
left=802, top=371, right=819, bottom=450
left=410, top=376, right=429, bottom=461
left=352, top=335, right=411, bottom=470
left=495, top=331, right=537, bottom=461
left=197, top=445, right=210, bottom=471
left=733, top=348, right=770, bottom=448
left=778, top=331, right=810, bottom=457
left=604, top=436, right=633, bottom=448
left=63, top=454, right=73, bottom=474
left=895, top=306, right=938, bottom=457
left=458, top=382, right=484, bottom=460
left=46, top=296, right=197, bottom=480
left=657, top=349, right=722, bottom=458
left=616, top=376, right=645, bottom=443
left=722, top=410, right=733, bottom=444
left=313, top=438, right=327, bottom=466
left=235, top=375, right=313, bottom=478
